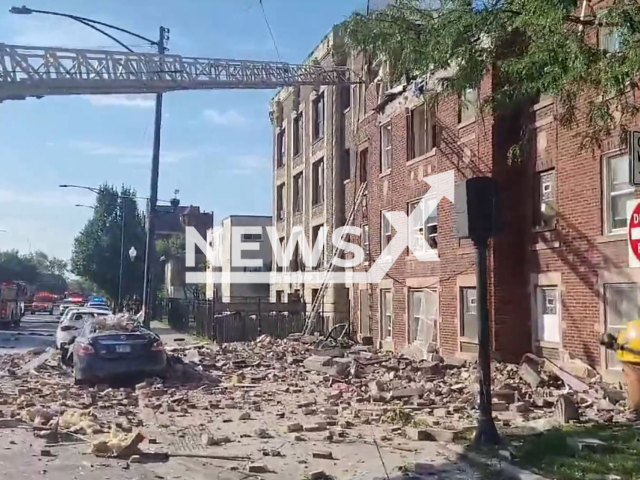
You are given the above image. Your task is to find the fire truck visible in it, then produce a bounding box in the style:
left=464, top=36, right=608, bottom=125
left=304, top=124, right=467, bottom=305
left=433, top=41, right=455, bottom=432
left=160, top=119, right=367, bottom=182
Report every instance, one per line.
left=30, top=292, right=55, bottom=315
left=0, top=282, right=25, bottom=327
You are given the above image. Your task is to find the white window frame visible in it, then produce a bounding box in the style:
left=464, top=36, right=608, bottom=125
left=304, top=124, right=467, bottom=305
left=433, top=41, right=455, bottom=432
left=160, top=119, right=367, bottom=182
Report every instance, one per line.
left=534, top=285, right=561, bottom=344
left=381, top=123, right=392, bottom=173
left=381, top=211, right=392, bottom=255
left=603, top=153, right=634, bottom=235
left=600, top=26, right=622, bottom=53
left=408, top=288, right=438, bottom=344
left=459, top=88, right=478, bottom=124
left=381, top=289, right=393, bottom=340
left=408, top=197, right=438, bottom=255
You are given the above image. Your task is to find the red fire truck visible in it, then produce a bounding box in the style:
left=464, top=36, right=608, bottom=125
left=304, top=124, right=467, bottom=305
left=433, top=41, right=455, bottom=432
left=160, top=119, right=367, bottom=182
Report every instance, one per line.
left=0, top=282, right=25, bottom=327
left=30, top=292, right=55, bottom=315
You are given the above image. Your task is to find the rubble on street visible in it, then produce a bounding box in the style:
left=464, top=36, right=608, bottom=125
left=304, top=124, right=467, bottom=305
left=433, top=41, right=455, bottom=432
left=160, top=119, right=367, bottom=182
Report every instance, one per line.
left=0, top=333, right=635, bottom=478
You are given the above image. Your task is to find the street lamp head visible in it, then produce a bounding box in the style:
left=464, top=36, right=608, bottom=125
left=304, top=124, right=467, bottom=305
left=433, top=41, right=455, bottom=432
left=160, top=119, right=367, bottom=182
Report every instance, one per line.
left=129, top=246, right=137, bottom=261
left=9, top=6, right=33, bottom=14
left=59, top=184, right=70, bottom=188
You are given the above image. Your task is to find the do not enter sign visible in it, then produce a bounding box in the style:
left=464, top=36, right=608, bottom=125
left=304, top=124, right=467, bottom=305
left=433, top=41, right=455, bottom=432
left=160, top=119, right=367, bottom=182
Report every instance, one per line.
left=629, top=200, right=640, bottom=267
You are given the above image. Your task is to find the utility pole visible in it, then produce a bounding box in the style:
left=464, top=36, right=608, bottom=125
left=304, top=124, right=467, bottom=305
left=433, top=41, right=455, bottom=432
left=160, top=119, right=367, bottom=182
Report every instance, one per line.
left=117, top=198, right=127, bottom=311
left=142, top=26, right=168, bottom=328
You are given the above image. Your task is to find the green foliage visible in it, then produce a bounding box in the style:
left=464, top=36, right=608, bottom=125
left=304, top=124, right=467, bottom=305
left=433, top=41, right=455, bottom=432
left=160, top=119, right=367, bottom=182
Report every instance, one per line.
left=156, top=233, right=185, bottom=260
left=0, top=249, right=69, bottom=294
left=343, top=0, right=640, bottom=148
left=70, top=184, right=146, bottom=302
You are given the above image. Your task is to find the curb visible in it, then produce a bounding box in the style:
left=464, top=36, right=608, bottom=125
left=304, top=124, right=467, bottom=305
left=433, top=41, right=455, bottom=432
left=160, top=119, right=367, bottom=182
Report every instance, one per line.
left=445, top=444, right=550, bottom=480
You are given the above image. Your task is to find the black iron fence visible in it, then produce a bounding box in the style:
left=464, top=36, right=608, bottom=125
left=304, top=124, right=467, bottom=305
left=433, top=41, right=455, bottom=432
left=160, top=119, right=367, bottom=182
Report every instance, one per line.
left=159, top=297, right=343, bottom=343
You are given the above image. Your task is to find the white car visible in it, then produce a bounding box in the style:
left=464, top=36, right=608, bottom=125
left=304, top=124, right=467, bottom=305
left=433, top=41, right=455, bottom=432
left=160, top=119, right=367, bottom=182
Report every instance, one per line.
left=85, top=302, right=111, bottom=312
left=56, top=308, right=110, bottom=363
left=58, top=300, right=77, bottom=318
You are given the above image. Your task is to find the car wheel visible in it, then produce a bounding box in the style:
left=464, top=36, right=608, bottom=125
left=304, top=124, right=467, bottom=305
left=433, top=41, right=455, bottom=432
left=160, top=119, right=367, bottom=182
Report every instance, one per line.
left=30, top=310, right=34, bottom=315
left=60, top=346, right=72, bottom=366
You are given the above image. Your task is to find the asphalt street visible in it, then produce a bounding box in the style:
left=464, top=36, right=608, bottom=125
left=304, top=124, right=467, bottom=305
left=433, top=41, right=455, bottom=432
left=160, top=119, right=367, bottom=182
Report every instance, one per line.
left=0, top=313, right=57, bottom=355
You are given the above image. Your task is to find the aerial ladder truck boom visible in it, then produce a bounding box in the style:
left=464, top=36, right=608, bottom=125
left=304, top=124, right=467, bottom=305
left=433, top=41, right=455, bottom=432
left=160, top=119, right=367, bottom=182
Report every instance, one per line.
left=0, top=43, right=358, bottom=101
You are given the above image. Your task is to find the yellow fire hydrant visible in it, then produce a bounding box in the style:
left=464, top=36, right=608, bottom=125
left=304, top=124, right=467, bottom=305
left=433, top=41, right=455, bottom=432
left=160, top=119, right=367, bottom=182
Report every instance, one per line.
left=600, top=319, right=640, bottom=411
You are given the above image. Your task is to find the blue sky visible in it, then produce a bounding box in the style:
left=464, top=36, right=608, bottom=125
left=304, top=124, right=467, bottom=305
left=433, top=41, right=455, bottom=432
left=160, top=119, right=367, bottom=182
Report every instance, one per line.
left=0, top=0, right=365, bottom=259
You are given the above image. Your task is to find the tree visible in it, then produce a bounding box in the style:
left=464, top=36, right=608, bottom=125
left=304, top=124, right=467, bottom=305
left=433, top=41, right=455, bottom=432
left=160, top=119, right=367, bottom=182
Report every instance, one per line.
left=0, top=250, right=39, bottom=284
left=71, top=184, right=146, bottom=302
left=27, top=251, right=68, bottom=277
left=344, top=0, right=640, bottom=153
left=0, top=250, right=69, bottom=294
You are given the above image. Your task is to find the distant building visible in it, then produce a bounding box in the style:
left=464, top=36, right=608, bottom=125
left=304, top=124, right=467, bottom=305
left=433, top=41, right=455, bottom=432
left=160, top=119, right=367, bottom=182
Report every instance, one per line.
left=206, top=215, right=273, bottom=302
left=155, top=204, right=214, bottom=241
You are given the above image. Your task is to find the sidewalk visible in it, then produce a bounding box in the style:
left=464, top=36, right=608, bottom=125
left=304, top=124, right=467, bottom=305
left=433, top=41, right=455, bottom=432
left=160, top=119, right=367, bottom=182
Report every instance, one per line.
left=150, top=320, right=205, bottom=348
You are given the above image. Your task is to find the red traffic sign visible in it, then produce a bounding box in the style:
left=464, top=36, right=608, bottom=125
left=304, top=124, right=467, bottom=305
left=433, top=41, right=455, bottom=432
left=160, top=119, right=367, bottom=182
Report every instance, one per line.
left=629, top=202, right=640, bottom=263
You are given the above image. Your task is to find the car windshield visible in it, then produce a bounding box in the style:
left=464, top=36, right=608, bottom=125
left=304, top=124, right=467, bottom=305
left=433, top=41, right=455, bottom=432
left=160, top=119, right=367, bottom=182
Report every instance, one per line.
left=34, top=295, right=51, bottom=302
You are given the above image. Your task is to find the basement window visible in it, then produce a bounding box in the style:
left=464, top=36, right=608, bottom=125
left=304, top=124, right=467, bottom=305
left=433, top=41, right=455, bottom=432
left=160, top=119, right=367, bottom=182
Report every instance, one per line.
left=312, top=92, right=325, bottom=141
left=293, top=172, right=303, bottom=214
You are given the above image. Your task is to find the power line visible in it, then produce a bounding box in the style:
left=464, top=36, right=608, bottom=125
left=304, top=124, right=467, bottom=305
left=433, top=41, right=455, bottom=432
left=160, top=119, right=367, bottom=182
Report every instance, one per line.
left=258, top=0, right=281, bottom=62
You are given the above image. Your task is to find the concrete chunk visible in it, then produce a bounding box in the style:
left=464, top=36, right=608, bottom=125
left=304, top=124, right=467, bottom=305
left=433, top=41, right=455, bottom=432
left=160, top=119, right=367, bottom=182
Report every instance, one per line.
left=312, top=450, right=334, bottom=460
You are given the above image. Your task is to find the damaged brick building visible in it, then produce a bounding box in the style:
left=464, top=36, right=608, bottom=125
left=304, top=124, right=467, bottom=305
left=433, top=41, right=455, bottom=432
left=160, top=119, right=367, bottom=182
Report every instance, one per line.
left=272, top=25, right=639, bottom=377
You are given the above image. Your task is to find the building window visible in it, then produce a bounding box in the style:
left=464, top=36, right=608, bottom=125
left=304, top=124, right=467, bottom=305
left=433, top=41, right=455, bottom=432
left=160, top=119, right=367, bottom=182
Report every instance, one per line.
left=381, top=289, right=392, bottom=339
left=290, top=244, right=303, bottom=271
left=312, top=92, right=325, bottom=141
left=459, top=88, right=478, bottom=124
left=381, top=212, right=392, bottom=253
left=362, top=224, right=370, bottom=263
left=312, top=158, right=324, bottom=206
left=276, top=237, right=285, bottom=272
left=460, top=287, right=478, bottom=341
left=293, top=112, right=303, bottom=157
left=275, top=290, right=285, bottom=302
left=409, top=289, right=438, bottom=344
left=604, top=153, right=634, bottom=234
left=408, top=198, right=438, bottom=253
left=293, top=173, right=303, bottom=214
left=381, top=123, right=392, bottom=173
left=241, top=232, right=263, bottom=242
left=600, top=27, right=621, bottom=53
left=276, top=128, right=286, bottom=168
left=359, top=290, right=370, bottom=336
left=534, top=169, right=557, bottom=230
left=604, top=283, right=640, bottom=369
left=276, top=184, right=285, bottom=221
left=341, top=148, right=351, bottom=183
left=409, top=103, right=436, bottom=160
left=342, top=85, right=351, bottom=111
left=359, top=148, right=368, bottom=183
left=535, top=286, right=560, bottom=343
left=311, top=224, right=324, bottom=268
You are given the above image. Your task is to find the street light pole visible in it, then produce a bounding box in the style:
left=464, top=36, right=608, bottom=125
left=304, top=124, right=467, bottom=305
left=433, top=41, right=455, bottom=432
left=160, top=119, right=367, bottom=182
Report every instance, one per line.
left=142, top=26, right=168, bottom=328
left=117, top=198, right=127, bottom=311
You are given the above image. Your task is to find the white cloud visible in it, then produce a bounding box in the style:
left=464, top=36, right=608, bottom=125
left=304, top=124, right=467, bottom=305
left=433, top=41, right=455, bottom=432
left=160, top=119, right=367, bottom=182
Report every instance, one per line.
left=71, top=140, right=196, bottom=164
left=203, top=109, right=248, bottom=127
left=228, top=155, right=269, bottom=175
left=84, top=95, right=155, bottom=109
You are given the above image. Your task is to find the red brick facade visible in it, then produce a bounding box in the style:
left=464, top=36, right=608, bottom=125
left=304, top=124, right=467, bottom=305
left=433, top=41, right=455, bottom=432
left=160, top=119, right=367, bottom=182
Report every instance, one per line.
left=344, top=66, right=639, bottom=373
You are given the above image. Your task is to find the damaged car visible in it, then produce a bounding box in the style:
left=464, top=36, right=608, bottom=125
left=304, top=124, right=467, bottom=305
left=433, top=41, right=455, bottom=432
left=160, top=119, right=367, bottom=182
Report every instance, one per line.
left=70, top=316, right=167, bottom=385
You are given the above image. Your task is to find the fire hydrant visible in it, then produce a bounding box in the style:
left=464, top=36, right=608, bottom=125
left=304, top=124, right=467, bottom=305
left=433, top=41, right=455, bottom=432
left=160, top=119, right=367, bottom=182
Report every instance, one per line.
left=600, top=319, right=640, bottom=411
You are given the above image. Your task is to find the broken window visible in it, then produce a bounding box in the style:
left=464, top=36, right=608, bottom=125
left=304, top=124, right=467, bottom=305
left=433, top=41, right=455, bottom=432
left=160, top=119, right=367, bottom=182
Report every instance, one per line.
left=409, top=103, right=436, bottom=159
left=293, top=173, right=303, bottom=214
left=408, top=198, right=438, bottom=253
left=290, top=244, right=303, bottom=271
left=534, top=169, right=557, bottom=230
left=293, top=112, right=303, bottom=157
left=276, top=236, right=285, bottom=272
left=276, top=184, right=285, bottom=221
left=459, top=88, right=478, bottom=124
left=604, top=154, right=633, bottom=234
left=409, top=289, right=438, bottom=344
left=381, top=289, right=392, bottom=339
left=276, top=128, right=286, bottom=168
left=360, top=290, right=370, bottom=336
left=381, top=123, right=392, bottom=172
left=604, top=283, right=640, bottom=369
left=381, top=212, right=392, bottom=254
left=312, top=92, right=325, bottom=141
left=312, top=158, right=324, bottom=206
left=460, top=287, right=478, bottom=341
